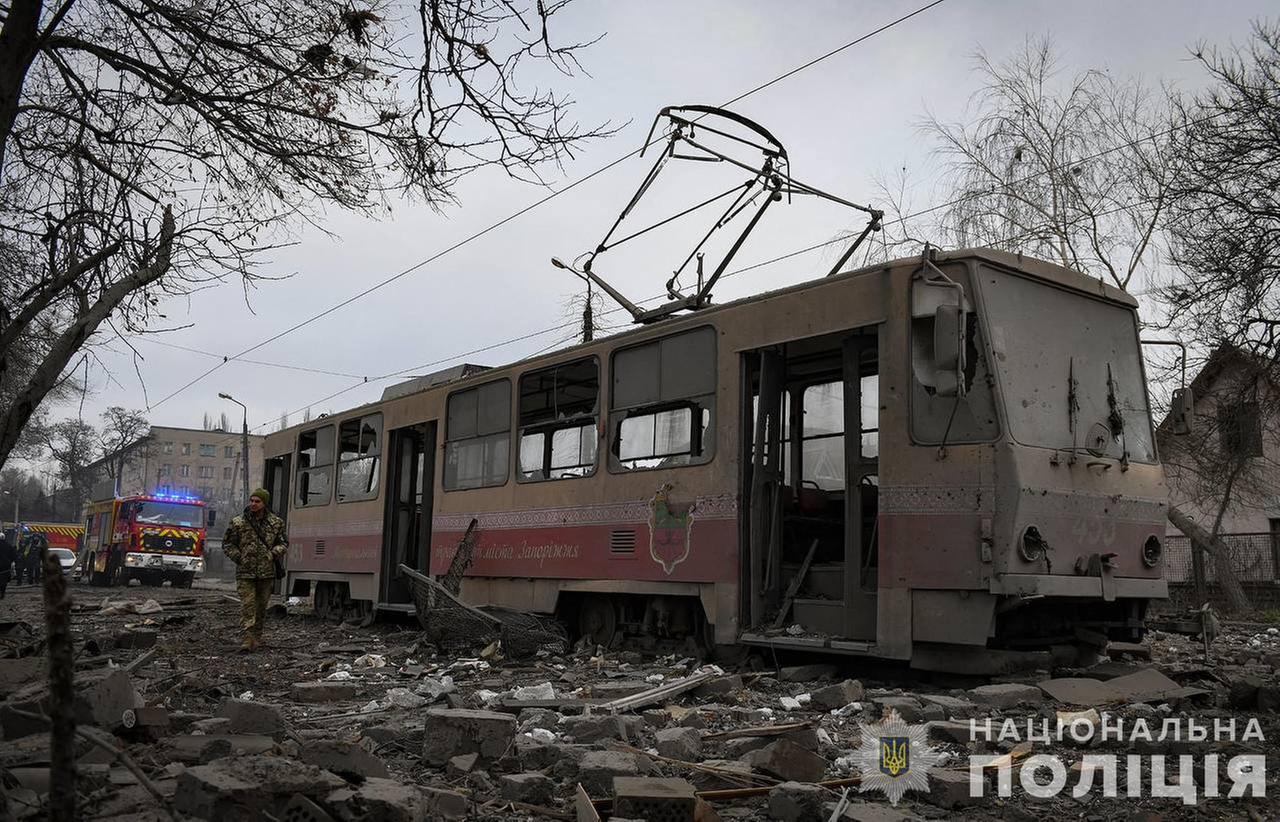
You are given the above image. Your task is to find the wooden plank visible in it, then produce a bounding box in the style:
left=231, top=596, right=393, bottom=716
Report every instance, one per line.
left=771, top=539, right=818, bottom=629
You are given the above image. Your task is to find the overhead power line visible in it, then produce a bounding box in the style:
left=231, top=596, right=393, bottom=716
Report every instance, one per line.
left=144, top=0, right=954, bottom=413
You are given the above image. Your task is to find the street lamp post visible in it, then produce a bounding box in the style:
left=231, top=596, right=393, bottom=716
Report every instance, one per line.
left=218, top=393, right=251, bottom=509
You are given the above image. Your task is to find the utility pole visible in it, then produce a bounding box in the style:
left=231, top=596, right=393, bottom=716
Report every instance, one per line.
left=218, top=393, right=251, bottom=508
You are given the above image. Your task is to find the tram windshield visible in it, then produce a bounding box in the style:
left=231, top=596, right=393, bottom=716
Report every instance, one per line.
left=979, top=269, right=1155, bottom=462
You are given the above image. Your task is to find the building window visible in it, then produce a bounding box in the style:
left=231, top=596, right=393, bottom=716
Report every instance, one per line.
left=296, top=424, right=335, bottom=507
left=224, top=445, right=235, bottom=458
left=159, top=464, right=171, bottom=477
left=337, top=414, right=382, bottom=502
left=180, top=443, right=191, bottom=456
left=199, top=443, right=216, bottom=457
left=444, top=380, right=510, bottom=490
left=179, top=465, right=191, bottom=478
left=162, top=441, right=174, bottom=455
left=223, top=466, right=232, bottom=480
left=610, top=326, right=716, bottom=471
left=518, top=357, right=598, bottom=482
left=198, top=465, right=214, bottom=479
left=1220, top=401, right=1263, bottom=458
left=199, top=486, right=213, bottom=499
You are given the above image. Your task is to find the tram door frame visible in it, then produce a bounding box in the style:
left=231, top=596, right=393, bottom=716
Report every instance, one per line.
left=380, top=421, right=436, bottom=604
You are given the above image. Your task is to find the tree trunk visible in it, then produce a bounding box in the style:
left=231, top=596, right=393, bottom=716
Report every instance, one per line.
left=1167, top=504, right=1250, bottom=613
left=0, top=0, right=43, bottom=178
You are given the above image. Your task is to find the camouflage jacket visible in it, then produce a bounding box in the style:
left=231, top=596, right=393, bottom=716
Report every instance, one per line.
left=223, top=509, right=287, bottom=580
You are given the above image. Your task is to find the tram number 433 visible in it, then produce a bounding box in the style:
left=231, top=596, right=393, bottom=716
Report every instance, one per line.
left=1070, top=516, right=1117, bottom=548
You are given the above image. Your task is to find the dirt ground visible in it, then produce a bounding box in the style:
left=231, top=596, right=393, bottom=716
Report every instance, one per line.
left=1, top=579, right=1278, bottom=821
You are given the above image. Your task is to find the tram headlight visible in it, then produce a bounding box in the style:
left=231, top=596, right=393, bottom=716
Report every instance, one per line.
left=1142, top=535, right=1162, bottom=567
left=1020, top=526, right=1048, bottom=563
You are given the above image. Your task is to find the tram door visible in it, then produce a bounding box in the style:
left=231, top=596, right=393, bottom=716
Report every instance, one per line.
left=263, top=455, right=291, bottom=522
left=744, top=326, right=880, bottom=640
left=381, top=422, right=436, bottom=604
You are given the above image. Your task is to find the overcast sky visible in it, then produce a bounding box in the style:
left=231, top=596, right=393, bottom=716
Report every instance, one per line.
left=59, top=0, right=1276, bottom=443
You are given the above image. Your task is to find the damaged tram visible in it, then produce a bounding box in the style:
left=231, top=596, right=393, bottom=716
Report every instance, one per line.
left=262, top=247, right=1168, bottom=672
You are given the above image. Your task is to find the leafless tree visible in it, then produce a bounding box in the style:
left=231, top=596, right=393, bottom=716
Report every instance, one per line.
left=36, top=416, right=97, bottom=512
left=0, top=0, right=607, bottom=471
left=1163, top=20, right=1280, bottom=362
left=97, top=405, right=148, bottom=488
left=1159, top=348, right=1278, bottom=612
left=880, top=37, right=1174, bottom=293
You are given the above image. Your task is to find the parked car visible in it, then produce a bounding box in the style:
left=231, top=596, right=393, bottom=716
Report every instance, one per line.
left=48, top=548, right=77, bottom=574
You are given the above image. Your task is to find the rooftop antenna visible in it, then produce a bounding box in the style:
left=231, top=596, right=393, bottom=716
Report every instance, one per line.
left=561, top=104, right=883, bottom=325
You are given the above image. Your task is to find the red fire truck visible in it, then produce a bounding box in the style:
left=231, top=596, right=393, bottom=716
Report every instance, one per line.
left=81, top=492, right=210, bottom=588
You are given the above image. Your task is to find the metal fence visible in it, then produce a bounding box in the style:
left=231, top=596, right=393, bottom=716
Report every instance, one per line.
left=1163, top=532, right=1278, bottom=583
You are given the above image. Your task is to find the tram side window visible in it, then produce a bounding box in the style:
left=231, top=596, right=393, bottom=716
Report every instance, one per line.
left=518, top=358, right=599, bottom=482
left=337, top=413, right=382, bottom=502
left=611, top=326, right=716, bottom=471
left=444, top=379, right=511, bottom=490
left=296, top=424, right=335, bottom=507
left=909, top=274, right=999, bottom=444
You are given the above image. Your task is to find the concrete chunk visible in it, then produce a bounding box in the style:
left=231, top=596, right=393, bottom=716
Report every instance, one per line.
left=76, top=669, right=143, bottom=728
left=558, top=713, right=644, bottom=743
left=925, top=767, right=987, bottom=809
left=216, top=699, right=288, bottom=740
left=291, top=681, right=362, bottom=703
left=579, top=749, right=653, bottom=796
left=810, top=679, right=866, bottom=712
left=499, top=772, right=555, bottom=806
left=869, top=696, right=924, bottom=723
left=327, top=777, right=468, bottom=821
left=917, top=694, right=978, bottom=719
left=741, top=739, right=827, bottom=783
left=926, top=720, right=974, bottom=745
left=779, top=664, right=837, bottom=683
left=422, top=708, right=517, bottom=766
left=299, top=739, right=390, bottom=781
left=768, top=780, right=826, bottom=821
left=970, top=683, right=1042, bottom=709
left=654, top=726, right=702, bottom=761
left=174, top=755, right=344, bottom=819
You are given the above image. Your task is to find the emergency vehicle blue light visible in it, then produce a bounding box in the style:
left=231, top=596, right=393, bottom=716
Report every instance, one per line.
left=147, top=491, right=202, bottom=504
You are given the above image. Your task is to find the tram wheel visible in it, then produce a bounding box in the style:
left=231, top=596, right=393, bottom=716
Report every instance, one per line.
left=577, top=595, right=617, bottom=648
left=314, top=582, right=344, bottom=622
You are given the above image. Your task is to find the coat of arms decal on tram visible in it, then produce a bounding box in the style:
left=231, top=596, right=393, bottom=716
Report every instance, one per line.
left=647, top=483, right=697, bottom=575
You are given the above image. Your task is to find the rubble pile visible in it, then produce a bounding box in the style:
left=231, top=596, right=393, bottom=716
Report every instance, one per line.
left=0, top=583, right=1278, bottom=820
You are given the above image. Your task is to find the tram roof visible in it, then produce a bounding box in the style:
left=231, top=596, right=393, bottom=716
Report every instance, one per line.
left=267, top=248, right=1138, bottom=440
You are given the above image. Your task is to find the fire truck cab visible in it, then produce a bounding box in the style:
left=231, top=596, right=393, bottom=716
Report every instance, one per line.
left=82, top=492, right=208, bottom=588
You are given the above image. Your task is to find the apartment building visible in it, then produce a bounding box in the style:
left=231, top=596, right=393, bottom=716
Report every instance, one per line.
left=87, top=424, right=265, bottom=539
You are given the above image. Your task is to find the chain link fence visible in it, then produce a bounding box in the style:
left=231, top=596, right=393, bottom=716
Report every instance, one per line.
left=1163, top=532, right=1280, bottom=610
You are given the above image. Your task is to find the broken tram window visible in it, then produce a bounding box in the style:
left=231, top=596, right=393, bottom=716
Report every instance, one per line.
left=336, top=413, right=382, bottom=502
left=518, top=357, right=599, bottom=481
left=611, top=326, right=716, bottom=471
left=444, top=380, right=511, bottom=490
left=296, top=424, right=335, bottom=507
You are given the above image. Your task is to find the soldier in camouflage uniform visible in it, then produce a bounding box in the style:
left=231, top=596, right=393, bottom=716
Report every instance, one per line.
left=223, top=488, right=287, bottom=651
